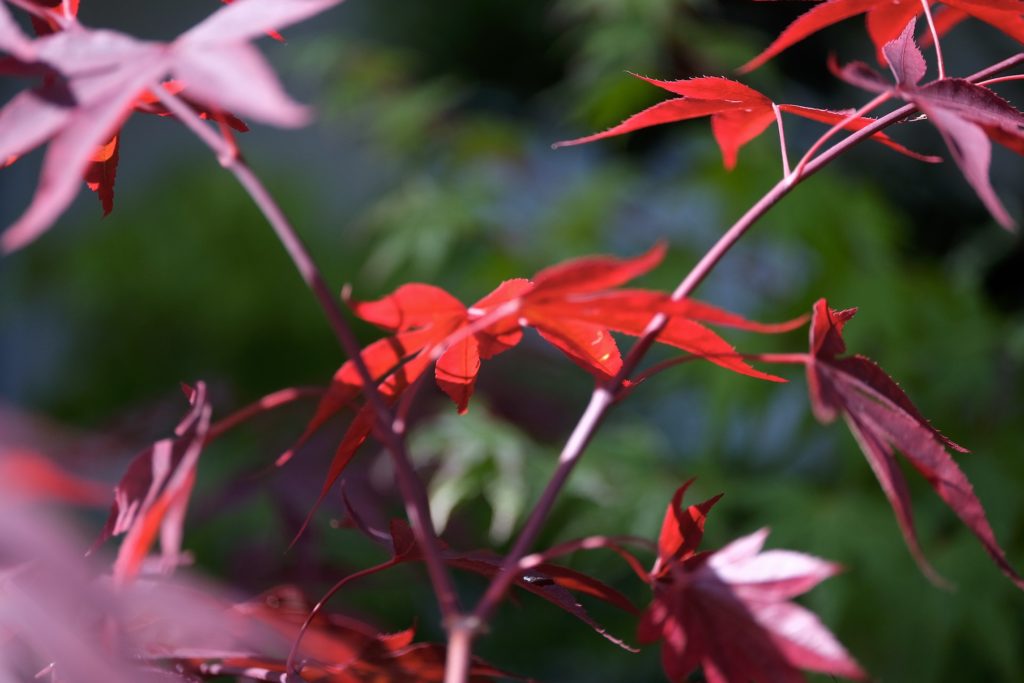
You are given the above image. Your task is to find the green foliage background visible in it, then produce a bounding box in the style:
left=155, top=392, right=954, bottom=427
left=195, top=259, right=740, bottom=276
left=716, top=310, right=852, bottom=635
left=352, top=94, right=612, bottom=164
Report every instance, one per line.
left=1, top=1, right=1022, bottom=681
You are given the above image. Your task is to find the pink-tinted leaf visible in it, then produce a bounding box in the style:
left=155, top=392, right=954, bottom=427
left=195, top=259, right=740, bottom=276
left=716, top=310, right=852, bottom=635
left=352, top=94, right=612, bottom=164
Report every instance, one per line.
left=0, top=1, right=35, bottom=60
left=1, top=43, right=168, bottom=252
left=643, top=519, right=865, bottom=682
left=0, top=86, right=74, bottom=166
left=181, top=0, right=344, bottom=45
left=919, top=101, right=1012, bottom=229
left=170, top=42, right=309, bottom=127
left=220, top=0, right=286, bottom=42
left=707, top=529, right=842, bottom=601
left=882, top=17, right=926, bottom=87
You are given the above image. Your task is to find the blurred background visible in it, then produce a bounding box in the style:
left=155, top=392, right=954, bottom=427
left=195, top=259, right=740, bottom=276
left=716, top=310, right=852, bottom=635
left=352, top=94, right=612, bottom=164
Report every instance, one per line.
left=1, top=0, right=1023, bottom=680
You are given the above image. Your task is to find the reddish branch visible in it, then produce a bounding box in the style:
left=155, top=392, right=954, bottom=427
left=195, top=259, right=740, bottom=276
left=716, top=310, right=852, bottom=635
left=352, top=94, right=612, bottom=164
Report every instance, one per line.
left=151, top=88, right=462, bottom=624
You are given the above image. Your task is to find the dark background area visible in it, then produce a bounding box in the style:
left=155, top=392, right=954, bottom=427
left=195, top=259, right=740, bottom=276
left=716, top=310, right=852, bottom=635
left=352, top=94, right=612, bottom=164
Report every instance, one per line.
left=1, top=1, right=1023, bottom=681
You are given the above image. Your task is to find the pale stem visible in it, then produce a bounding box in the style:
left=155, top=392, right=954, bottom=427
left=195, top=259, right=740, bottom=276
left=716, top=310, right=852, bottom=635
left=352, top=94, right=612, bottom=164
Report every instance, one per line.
left=452, top=52, right=1024, bottom=682
left=152, top=87, right=461, bottom=623
left=772, top=103, right=791, bottom=177
left=790, top=91, right=891, bottom=182
left=978, top=75, right=1024, bottom=86
left=920, top=0, right=945, bottom=80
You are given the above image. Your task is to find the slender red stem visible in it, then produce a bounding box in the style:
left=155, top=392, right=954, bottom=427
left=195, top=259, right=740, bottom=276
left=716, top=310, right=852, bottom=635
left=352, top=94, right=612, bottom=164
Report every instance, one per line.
left=204, top=386, right=323, bottom=443
left=152, top=87, right=461, bottom=623
left=284, top=559, right=399, bottom=676
left=790, top=92, right=891, bottom=181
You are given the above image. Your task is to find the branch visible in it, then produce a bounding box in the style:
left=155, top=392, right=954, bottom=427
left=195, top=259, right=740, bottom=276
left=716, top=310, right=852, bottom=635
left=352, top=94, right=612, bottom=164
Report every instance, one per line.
left=152, top=88, right=461, bottom=623
left=457, top=50, right=1024, bottom=675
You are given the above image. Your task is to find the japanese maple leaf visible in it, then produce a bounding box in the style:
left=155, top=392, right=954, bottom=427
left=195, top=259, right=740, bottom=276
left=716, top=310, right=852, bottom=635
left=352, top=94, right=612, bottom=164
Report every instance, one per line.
left=803, top=299, right=1024, bottom=589
left=740, top=0, right=1024, bottom=73
left=639, top=480, right=865, bottom=683
left=285, top=245, right=803, bottom=525
left=2, top=2, right=249, bottom=217
left=832, top=18, right=1024, bottom=229
left=222, top=585, right=518, bottom=682
left=0, top=0, right=342, bottom=252
left=553, top=74, right=935, bottom=168
left=90, top=382, right=212, bottom=584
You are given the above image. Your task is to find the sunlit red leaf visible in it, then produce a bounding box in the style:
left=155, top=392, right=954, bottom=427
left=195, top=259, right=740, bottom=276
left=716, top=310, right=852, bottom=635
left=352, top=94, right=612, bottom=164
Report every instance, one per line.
left=804, top=299, right=1024, bottom=589
left=554, top=75, right=932, bottom=168
left=740, top=0, right=1024, bottom=73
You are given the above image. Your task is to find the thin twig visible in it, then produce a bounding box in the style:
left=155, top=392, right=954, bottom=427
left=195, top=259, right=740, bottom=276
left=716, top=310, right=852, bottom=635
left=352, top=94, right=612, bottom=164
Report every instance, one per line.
left=771, top=103, right=791, bottom=177
left=789, top=92, right=891, bottom=182
left=284, top=559, right=399, bottom=676
left=151, top=87, right=461, bottom=623
left=920, top=0, right=945, bottom=80
left=205, top=386, right=324, bottom=443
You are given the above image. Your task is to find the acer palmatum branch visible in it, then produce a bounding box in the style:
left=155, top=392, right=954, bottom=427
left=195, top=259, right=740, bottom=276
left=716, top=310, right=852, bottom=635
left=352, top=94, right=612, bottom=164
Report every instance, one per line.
left=150, top=87, right=462, bottom=625
left=449, top=50, right=1024, bottom=683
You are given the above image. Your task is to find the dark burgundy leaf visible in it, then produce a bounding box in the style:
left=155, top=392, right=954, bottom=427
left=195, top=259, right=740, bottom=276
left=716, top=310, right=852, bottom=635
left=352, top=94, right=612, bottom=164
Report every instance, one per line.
left=804, top=299, right=1024, bottom=589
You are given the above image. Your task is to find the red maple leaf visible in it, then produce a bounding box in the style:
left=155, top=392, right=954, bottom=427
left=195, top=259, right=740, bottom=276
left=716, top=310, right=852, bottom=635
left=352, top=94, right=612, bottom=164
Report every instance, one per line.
left=284, top=245, right=805, bottom=523
left=803, top=299, right=1024, bottom=589
left=740, top=0, right=1024, bottom=73
left=219, top=585, right=518, bottom=683
left=831, top=18, right=1024, bottom=229
left=0, top=0, right=340, bottom=252
left=90, top=382, right=212, bottom=583
left=639, top=480, right=865, bottom=683
left=553, top=75, right=934, bottom=168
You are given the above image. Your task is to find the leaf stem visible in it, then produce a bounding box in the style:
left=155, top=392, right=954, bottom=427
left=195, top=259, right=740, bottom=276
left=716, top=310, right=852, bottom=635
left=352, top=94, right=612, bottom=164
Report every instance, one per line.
left=151, top=87, right=461, bottom=624
left=920, top=0, right=945, bottom=80
left=204, top=386, right=324, bottom=443
left=284, top=559, right=399, bottom=677
left=772, top=103, right=791, bottom=177
left=448, top=51, right=1024, bottom=682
